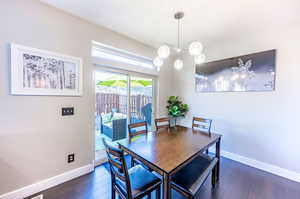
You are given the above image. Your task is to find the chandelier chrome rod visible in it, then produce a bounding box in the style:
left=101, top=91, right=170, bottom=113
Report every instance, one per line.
left=177, top=17, right=180, bottom=49
left=174, top=12, right=184, bottom=51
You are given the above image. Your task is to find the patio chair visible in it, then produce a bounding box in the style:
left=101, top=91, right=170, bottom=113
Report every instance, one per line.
left=101, top=113, right=127, bottom=141
left=141, top=103, right=152, bottom=126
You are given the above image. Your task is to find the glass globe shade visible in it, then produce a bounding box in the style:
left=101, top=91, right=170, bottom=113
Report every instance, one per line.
left=174, top=59, right=183, bottom=70
left=157, top=45, right=170, bottom=59
left=153, top=57, right=163, bottom=67
left=175, top=48, right=182, bottom=53
left=189, top=41, right=203, bottom=56
left=194, top=54, right=206, bottom=64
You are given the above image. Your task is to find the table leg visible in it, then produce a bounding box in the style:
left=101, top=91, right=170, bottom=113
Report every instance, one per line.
left=163, top=172, right=170, bottom=199
left=216, top=138, right=221, bottom=182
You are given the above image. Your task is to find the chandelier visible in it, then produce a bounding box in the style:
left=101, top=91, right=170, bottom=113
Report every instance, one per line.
left=153, top=12, right=206, bottom=71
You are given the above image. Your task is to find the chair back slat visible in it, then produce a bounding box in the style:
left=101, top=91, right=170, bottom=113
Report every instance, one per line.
left=193, top=117, right=208, bottom=122
left=107, top=148, right=123, bottom=158
left=192, top=117, right=212, bottom=135
left=102, top=138, right=132, bottom=197
left=128, top=121, right=148, bottom=140
left=132, top=130, right=147, bottom=136
left=129, top=122, right=146, bottom=128
left=155, top=117, right=170, bottom=122
left=108, top=158, right=123, bottom=170
left=155, top=117, right=170, bottom=130
left=193, top=124, right=208, bottom=129
left=111, top=165, right=126, bottom=181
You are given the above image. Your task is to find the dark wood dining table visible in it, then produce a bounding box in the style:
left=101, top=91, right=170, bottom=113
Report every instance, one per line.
left=119, top=125, right=222, bottom=199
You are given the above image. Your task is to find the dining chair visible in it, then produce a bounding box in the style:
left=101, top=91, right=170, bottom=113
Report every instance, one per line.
left=128, top=121, right=149, bottom=168
left=102, top=138, right=161, bottom=199
left=192, top=117, right=212, bottom=135
left=192, top=117, right=212, bottom=154
left=171, top=154, right=218, bottom=199
left=128, top=121, right=148, bottom=141
left=155, top=117, right=170, bottom=130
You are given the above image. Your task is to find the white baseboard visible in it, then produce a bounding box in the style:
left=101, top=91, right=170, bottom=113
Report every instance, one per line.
left=210, top=149, right=300, bottom=183
left=0, top=164, right=94, bottom=199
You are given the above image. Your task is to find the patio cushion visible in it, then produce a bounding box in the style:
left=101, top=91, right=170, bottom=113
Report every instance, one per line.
left=112, top=113, right=127, bottom=120
left=101, top=112, right=113, bottom=123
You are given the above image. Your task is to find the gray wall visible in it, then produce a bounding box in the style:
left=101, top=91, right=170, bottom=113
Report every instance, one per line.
left=174, top=26, right=300, bottom=174
left=0, top=0, right=172, bottom=195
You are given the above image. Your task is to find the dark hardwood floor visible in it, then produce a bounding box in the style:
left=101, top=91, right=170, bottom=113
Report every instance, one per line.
left=27, top=157, right=300, bottom=199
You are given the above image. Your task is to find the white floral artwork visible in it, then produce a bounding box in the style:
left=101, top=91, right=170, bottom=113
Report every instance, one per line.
left=11, top=43, right=83, bottom=96
left=195, top=50, right=276, bottom=92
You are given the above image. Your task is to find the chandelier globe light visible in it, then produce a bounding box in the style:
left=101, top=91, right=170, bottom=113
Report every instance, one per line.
left=154, top=11, right=206, bottom=71
left=189, top=41, right=203, bottom=56
left=157, top=45, right=170, bottom=59
left=174, top=59, right=183, bottom=70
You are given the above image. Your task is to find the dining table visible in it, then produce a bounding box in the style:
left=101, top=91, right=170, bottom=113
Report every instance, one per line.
left=119, top=125, right=222, bottom=199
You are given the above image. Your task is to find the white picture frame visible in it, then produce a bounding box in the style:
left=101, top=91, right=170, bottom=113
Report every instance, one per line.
left=10, top=43, right=83, bottom=96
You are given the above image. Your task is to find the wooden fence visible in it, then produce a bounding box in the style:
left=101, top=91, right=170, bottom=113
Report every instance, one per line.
left=96, top=93, right=152, bottom=119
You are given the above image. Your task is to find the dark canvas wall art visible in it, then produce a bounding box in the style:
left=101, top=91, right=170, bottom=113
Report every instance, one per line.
left=195, top=50, right=276, bottom=92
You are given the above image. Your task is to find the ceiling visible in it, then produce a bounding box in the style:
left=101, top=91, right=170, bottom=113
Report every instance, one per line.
left=40, top=0, right=300, bottom=48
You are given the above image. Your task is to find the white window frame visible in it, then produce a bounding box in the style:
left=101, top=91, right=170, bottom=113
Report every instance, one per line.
left=91, top=41, right=158, bottom=75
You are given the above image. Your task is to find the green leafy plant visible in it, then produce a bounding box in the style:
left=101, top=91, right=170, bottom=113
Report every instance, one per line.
left=166, top=96, right=189, bottom=125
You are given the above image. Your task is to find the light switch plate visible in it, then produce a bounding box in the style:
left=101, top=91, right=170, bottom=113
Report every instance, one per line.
left=62, top=107, right=74, bottom=116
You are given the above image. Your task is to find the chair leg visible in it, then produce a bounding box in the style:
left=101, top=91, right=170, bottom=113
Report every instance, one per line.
left=156, top=186, right=161, bottom=199
left=212, top=166, right=216, bottom=189
left=148, top=193, right=151, bottom=199
left=111, top=185, right=115, bottom=199
left=131, top=156, right=135, bottom=168
left=205, top=148, right=209, bottom=155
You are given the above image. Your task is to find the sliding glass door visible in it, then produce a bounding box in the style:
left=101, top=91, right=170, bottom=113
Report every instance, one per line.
left=95, top=71, right=129, bottom=164
left=94, top=70, right=155, bottom=164
left=130, top=76, right=154, bottom=130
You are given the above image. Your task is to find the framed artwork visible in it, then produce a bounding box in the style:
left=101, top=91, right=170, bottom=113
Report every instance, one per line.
left=195, top=50, right=276, bottom=92
left=10, top=43, right=83, bottom=96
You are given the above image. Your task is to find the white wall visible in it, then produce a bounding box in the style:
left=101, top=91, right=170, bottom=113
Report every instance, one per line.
left=174, top=25, right=300, bottom=174
left=0, top=0, right=172, bottom=195
left=3, top=0, right=298, bottom=196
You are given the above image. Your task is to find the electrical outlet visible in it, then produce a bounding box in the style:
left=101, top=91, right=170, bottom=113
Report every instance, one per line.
left=68, top=154, right=75, bottom=163
left=62, top=107, right=74, bottom=116
left=31, top=194, right=43, bottom=199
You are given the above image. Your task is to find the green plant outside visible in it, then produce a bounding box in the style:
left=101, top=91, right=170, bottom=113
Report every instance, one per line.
left=97, top=79, right=152, bottom=87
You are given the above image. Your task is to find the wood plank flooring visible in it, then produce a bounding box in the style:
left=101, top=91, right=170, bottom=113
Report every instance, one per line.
left=26, top=157, right=300, bottom=199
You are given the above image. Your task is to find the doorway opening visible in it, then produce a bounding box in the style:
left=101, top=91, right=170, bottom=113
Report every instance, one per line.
left=94, top=70, right=155, bottom=164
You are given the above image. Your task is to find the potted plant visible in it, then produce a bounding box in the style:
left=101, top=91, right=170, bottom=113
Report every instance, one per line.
left=166, top=96, right=189, bottom=127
